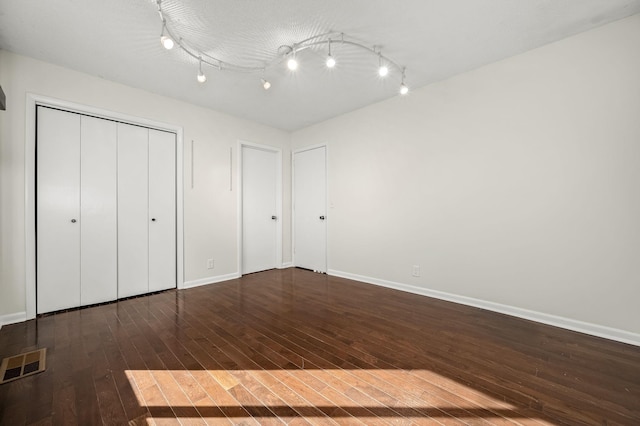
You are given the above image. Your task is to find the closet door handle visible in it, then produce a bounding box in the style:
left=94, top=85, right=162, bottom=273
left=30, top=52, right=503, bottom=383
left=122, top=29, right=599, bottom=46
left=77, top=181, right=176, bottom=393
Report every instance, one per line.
left=151, top=218, right=156, bottom=222
left=70, top=219, right=77, bottom=223
left=271, top=216, right=277, bottom=220
left=319, top=216, right=325, bottom=220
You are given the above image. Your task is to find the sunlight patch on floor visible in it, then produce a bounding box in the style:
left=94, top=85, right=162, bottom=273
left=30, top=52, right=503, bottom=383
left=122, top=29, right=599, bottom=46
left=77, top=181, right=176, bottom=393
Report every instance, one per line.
left=125, top=368, right=517, bottom=423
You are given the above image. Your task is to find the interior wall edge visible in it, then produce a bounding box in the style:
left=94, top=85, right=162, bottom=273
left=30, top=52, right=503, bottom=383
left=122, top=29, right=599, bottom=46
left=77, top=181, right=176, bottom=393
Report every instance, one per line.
left=328, top=269, right=640, bottom=347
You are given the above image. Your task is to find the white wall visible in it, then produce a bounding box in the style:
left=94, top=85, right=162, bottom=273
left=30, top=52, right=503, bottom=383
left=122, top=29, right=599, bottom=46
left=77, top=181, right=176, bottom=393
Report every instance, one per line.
left=0, top=50, right=291, bottom=321
left=292, top=15, right=640, bottom=339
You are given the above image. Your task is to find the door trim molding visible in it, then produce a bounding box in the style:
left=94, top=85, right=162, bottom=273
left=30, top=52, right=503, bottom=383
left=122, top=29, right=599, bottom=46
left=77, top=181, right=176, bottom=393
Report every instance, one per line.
left=25, top=93, right=185, bottom=320
left=292, top=143, right=329, bottom=272
left=236, top=140, right=283, bottom=275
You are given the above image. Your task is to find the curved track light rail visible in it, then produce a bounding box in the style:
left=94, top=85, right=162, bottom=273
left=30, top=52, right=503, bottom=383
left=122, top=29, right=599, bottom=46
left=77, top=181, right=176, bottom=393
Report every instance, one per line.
left=155, top=0, right=409, bottom=94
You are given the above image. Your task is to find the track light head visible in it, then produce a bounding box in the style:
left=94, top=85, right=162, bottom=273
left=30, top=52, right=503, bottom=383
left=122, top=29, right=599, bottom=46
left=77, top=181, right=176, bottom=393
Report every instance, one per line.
left=160, top=20, right=174, bottom=50
left=197, top=58, right=206, bottom=83
left=399, top=67, right=408, bottom=95
left=326, top=54, right=336, bottom=68
left=160, top=35, right=174, bottom=50
left=377, top=52, right=389, bottom=77
left=261, top=78, right=271, bottom=90
left=326, top=39, right=336, bottom=68
left=287, top=57, right=298, bottom=71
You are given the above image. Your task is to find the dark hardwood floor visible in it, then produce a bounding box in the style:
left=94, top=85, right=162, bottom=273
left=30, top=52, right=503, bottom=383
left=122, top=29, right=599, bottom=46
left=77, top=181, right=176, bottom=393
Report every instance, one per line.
left=1, top=268, right=639, bottom=425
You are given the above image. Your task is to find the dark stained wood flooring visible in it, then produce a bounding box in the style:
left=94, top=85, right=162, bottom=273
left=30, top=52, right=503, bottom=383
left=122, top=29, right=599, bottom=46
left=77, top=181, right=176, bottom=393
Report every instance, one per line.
left=1, top=268, right=639, bottom=425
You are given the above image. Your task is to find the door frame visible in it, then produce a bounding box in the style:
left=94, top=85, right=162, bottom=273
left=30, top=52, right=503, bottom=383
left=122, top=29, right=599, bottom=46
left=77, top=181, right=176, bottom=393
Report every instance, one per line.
left=237, top=140, right=283, bottom=275
left=25, top=93, right=185, bottom=320
left=292, top=143, right=329, bottom=271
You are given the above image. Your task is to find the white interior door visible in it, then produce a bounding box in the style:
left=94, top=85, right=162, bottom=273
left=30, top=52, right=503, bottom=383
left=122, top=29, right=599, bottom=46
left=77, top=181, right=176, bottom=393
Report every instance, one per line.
left=294, top=146, right=327, bottom=272
left=117, top=123, right=149, bottom=298
left=36, top=107, right=82, bottom=313
left=242, top=145, right=278, bottom=274
left=148, top=129, right=176, bottom=292
left=80, top=115, right=118, bottom=305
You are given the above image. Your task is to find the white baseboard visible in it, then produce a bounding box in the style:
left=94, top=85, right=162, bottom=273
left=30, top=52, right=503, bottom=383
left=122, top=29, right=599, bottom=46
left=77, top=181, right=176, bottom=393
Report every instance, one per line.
left=0, top=311, right=28, bottom=329
left=328, top=269, right=640, bottom=347
left=182, top=272, right=240, bottom=290
left=279, top=262, right=293, bottom=269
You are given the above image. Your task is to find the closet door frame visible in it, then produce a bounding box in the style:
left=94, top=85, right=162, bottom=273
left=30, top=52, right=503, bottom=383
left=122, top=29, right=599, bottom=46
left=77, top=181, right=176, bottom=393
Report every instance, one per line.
left=25, top=93, right=184, bottom=320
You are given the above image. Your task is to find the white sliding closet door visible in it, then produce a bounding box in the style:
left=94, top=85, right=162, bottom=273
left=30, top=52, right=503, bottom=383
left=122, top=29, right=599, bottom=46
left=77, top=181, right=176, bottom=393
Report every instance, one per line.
left=37, top=107, right=81, bottom=313
left=37, top=107, right=177, bottom=313
left=80, top=116, right=118, bottom=305
left=117, top=123, right=149, bottom=298
left=148, top=129, right=176, bottom=292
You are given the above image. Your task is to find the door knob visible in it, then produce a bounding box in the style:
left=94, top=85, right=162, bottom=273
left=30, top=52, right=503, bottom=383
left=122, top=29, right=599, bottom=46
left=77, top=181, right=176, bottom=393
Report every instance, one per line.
left=319, top=216, right=325, bottom=220
left=271, top=216, right=277, bottom=220
left=71, top=219, right=77, bottom=223
left=151, top=218, right=157, bottom=222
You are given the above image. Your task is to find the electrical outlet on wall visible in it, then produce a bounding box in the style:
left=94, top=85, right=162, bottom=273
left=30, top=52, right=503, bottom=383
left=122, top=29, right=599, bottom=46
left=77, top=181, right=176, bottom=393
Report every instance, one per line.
left=207, top=258, right=214, bottom=269
left=412, top=265, right=420, bottom=277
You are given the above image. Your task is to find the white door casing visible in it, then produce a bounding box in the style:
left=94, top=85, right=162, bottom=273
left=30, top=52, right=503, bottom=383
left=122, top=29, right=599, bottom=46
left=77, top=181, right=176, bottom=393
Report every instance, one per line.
left=293, top=145, right=327, bottom=272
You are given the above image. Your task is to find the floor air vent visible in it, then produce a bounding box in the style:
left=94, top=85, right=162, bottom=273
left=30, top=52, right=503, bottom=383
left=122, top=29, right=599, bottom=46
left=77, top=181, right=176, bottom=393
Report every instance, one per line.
left=0, top=348, right=47, bottom=384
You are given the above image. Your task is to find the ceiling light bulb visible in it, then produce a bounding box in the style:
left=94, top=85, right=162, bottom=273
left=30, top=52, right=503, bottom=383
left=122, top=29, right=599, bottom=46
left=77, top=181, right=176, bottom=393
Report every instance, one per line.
left=399, top=83, right=409, bottom=95
left=160, top=30, right=174, bottom=50
left=160, top=35, right=174, bottom=50
left=326, top=54, right=336, bottom=68
left=261, top=78, right=271, bottom=90
left=287, top=57, right=298, bottom=71
left=378, top=65, right=389, bottom=77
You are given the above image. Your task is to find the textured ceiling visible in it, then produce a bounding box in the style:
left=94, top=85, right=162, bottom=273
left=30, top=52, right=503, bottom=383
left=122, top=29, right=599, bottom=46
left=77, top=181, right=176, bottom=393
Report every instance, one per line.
left=1, top=0, right=639, bottom=130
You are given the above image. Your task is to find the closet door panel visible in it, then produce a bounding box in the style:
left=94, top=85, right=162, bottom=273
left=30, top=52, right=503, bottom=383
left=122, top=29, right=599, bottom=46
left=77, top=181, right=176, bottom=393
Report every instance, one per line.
left=148, top=129, right=176, bottom=292
left=36, top=107, right=81, bottom=313
left=117, top=123, right=149, bottom=298
left=80, top=116, right=118, bottom=305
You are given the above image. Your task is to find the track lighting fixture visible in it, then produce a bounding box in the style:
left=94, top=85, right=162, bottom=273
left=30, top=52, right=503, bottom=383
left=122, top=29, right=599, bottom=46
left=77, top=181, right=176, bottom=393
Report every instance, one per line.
left=154, top=1, right=409, bottom=96
left=197, top=58, right=206, bottom=83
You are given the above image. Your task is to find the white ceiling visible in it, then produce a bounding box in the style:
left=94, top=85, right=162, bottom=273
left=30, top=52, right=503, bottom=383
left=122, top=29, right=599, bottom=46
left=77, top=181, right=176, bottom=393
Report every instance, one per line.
left=1, top=0, right=639, bottom=131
